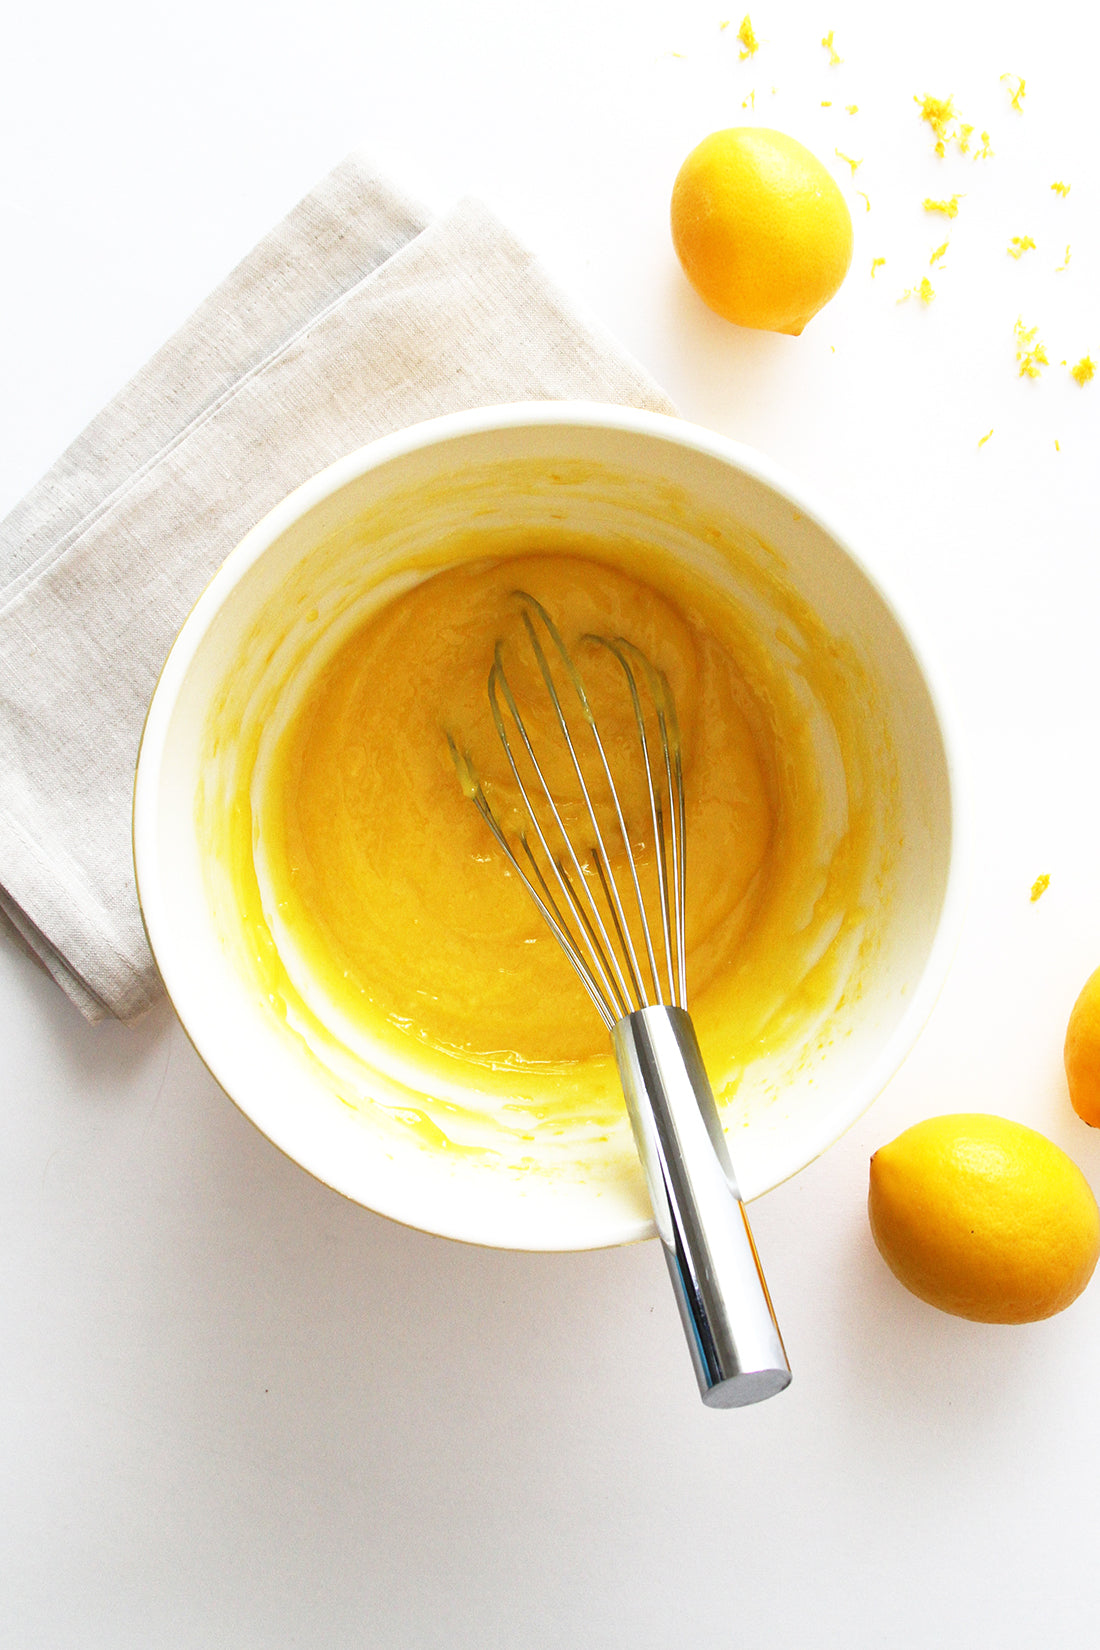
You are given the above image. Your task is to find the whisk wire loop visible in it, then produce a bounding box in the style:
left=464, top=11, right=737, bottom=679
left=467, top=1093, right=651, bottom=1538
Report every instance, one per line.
left=445, top=731, right=617, bottom=1029
left=519, top=834, right=629, bottom=1024
left=589, top=636, right=682, bottom=1012
left=660, top=665, right=688, bottom=1008
left=516, top=604, right=655, bottom=1011
left=456, top=591, right=689, bottom=1026
left=488, top=637, right=641, bottom=1017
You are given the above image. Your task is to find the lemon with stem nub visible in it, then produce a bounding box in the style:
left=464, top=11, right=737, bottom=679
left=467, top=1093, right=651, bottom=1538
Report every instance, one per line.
left=671, top=127, right=853, bottom=335
left=1066, top=965, right=1100, bottom=1127
left=868, top=1114, right=1100, bottom=1323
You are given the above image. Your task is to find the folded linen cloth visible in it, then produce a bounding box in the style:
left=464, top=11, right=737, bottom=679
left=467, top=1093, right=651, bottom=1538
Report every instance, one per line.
left=0, top=152, right=676, bottom=1023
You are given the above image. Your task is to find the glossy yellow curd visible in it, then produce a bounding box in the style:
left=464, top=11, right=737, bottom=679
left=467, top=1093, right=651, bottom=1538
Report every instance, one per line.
left=201, top=523, right=888, bottom=1171
left=267, top=551, right=772, bottom=1061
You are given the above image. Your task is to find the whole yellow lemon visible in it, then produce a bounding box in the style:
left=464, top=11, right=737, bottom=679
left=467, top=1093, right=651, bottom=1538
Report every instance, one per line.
left=670, top=127, right=853, bottom=334
left=868, top=1114, right=1100, bottom=1323
left=1066, top=965, right=1100, bottom=1127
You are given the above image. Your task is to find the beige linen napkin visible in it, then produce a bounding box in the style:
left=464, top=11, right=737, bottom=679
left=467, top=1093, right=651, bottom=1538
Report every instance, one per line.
left=0, top=151, right=676, bottom=1023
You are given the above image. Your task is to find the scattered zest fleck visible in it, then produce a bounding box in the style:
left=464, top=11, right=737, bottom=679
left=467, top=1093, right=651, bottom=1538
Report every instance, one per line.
left=899, top=277, right=936, bottom=305
left=1055, top=439, right=1060, bottom=451
left=821, top=99, right=832, bottom=106
left=924, top=195, right=962, bottom=218
left=871, top=256, right=886, bottom=277
left=1070, top=356, right=1095, bottom=386
left=822, top=29, right=843, bottom=65
left=742, top=90, right=756, bottom=109
left=976, top=130, right=994, bottom=159
left=915, top=93, right=957, bottom=157
left=1030, top=874, right=1050, bottom=903
left=929, top=241, right=949, bottom=266
left=846, top=103, right=859, bottom=114
left=1056, top=245, right=1071, bottom=272
left=737, top=15, right=759, bottom=58
left=1002, top=73, right=1026, bottom=112
left=856, top=189, right=871, bottom=211
left=978, top=429, right=994, bottom=448
left=1014, top=317, right=1048, bottom=378
left=1051, top=181, right=1071, bottom=197
left=835, top=148, right=861, bottom=175
left=1007, top=235, right=1036, bottom=259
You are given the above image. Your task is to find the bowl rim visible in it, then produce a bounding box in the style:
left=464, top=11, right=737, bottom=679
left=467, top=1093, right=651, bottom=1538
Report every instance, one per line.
left=133, top=399, right=969, bottom=1247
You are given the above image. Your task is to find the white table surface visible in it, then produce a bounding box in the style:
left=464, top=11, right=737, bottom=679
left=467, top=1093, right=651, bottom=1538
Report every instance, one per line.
left=4, top=1, right=1100, bottom=1644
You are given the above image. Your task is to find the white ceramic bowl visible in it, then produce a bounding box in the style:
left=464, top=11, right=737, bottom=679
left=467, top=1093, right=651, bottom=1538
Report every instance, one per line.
left=134, top=402, right=964, bottom=1250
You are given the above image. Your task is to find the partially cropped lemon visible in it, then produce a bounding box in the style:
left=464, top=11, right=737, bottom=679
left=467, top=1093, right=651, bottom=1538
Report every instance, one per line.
left=670, top=127, right=853, bottom=334
left=1066, top=965, right=1100, bottom=1127
left=868, top=1114, right=1100, bottom=1323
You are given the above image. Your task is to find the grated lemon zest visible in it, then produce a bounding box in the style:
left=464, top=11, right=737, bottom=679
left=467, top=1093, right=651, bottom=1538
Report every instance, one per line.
left=835, top=148, right=861, bottom=175
left=742, top=90, right=756, bottom=109
left=1051, top=181, right=1071, bottom=196
left=871, top=257, right=886, bottom=277
left=822, top=30, right=843, bottom=65
left=1014, top=317, right=1048, bottom=378
left=856, top=189, right=871, bottom=211
left=1056, top=245, right=1071, bottom=272
left=915, top=93, right=956, bottom=156
left=846, top=104, right=859, bottom=114
left=978, top=429, right=994, bottom=448
left=737, top=15, right=759, bottom=58
left=1030, top=874, right=1050, bottom=902
left=1070, top=356, right=1095, bottom=386
left=924, top=195, right=962, bottom=218
left=898, top=277, right=936, bottom=305
left=929, top=242, right=949, bottom=266
left=1002, top=73, right=1026, bottom=112
left=1008, top=235, right=1036, bottom=258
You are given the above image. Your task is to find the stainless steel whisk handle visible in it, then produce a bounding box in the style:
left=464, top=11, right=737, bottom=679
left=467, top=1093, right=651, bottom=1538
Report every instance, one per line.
left=612, top=1006, right=791, bottom=1408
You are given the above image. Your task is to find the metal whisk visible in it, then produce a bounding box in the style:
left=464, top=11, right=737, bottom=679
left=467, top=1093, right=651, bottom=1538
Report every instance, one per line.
left=448, top=593, right=790, bottom=1407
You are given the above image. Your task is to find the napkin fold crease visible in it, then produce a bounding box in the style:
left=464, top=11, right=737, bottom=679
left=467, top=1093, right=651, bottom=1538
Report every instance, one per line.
left=0, top=151, right=675, bottom=1023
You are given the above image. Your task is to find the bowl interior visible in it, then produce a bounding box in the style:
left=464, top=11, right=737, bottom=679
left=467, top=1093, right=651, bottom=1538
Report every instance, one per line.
left=134, top=406, right=958, bottom=1250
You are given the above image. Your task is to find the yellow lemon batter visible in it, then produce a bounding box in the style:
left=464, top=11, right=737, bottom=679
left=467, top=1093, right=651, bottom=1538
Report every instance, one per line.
left=263, top=554, right=773, bottom=1068
left=203, top=514, right=886, bottom=1169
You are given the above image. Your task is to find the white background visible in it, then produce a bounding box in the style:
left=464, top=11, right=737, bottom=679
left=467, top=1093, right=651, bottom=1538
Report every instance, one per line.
left=4, top=1, right=1100, bottom=1644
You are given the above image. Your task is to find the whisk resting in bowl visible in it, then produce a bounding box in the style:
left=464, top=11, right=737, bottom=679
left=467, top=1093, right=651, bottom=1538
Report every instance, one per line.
left=448, top=593, right=790, bottom=1408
